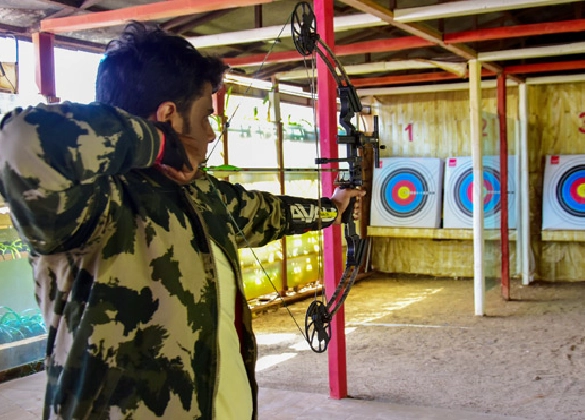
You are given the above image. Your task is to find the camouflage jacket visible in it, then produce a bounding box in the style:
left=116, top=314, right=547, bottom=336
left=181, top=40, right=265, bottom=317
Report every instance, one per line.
left=0, top=103, right=337, bottom=419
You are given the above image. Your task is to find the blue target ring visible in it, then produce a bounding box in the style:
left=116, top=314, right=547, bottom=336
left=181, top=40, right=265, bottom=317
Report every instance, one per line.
left=556, top=164, right=585, bottom=217
left=380, top=168, right=428, bottom=218
left=453, top=167, right=501, bottom=217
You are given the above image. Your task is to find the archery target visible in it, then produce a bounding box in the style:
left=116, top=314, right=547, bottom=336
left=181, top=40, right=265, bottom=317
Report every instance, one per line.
left=443, top=156, right=517, bottom=229
left=371, top=157, right=443, bottom=227
left=542, top=154, right=585, bottom=230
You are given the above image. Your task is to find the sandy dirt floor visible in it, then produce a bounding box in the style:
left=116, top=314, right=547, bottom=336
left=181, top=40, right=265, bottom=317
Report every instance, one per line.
left=252, top=275, right=585, bottom=420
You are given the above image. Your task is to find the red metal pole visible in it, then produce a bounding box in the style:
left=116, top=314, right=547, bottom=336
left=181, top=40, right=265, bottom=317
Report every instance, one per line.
left=497, top=74, right=510, bottom=301
left=32, top=32, right=58, bottom=103
left=314, top=0, right=347, bottom=399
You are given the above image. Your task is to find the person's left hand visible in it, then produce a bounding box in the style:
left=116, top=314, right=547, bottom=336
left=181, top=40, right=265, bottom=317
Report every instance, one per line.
left=330, top=187, right=367, bottom=225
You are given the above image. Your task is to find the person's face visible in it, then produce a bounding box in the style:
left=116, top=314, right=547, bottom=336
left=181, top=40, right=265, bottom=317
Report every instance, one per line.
left=171, top=82, right=216, bottom=170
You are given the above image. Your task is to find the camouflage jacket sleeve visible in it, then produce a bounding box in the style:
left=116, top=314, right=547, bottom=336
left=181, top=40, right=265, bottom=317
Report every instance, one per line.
left=207, top=176, right=338, bottom=249
left=0, top=102, right=161, bottom=254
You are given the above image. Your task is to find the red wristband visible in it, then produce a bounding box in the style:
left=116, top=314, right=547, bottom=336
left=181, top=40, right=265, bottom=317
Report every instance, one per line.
left=155, top=132, right=166, bottom=165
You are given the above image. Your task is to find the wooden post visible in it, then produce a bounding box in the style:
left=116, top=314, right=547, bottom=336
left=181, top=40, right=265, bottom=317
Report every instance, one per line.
left=314, top=0, right=347, bottom=399
left=518, top=83, right=532, bottom=285
left=32, top=32, right=59, bottom=103
left=497, top=74, right=510, bottom=300
left=271, top=79, right=288, bottom=296
left=469, top=60, right=485, bottom=316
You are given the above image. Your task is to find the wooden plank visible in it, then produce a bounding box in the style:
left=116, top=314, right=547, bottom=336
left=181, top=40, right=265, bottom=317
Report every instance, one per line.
left=445, top=19, right=585, bottom=44
left=40, top=0, right=274, bottom=33
left=541, top=231, right=585, bottom=242
left=394, top=0, right=581, bottom=22
left=367, top=227, right=518, bottom=241
left=188, top=14, right=385, bottom=48
left=32, top=32, right=58, bottom=102
left=351, top=71, right=462, bottom=87
left=506, top=60, right=585, bottom=75
left=341, top=0, right=507, bottom=77
left=479, top=42, right=585, bottom=62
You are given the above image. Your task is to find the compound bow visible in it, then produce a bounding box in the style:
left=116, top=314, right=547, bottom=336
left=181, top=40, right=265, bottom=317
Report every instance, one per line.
left=290, top=1, right=383, bottom=353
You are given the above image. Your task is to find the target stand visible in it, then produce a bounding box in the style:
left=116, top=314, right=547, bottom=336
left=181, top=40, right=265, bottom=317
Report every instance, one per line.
left=443, top=156, right=517, bottom=229
left=542, top=154, right=585, bottom=230
left=371, top=157, right=443, bottom=228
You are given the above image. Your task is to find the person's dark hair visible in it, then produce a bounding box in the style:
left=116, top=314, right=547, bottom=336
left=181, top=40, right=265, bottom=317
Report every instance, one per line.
left=96, top=21, right=227, bottom=118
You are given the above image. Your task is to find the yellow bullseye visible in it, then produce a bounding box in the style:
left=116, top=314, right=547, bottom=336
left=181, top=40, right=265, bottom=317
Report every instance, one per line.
left=578, top=182, right=585, bottom=198
left=397, top=186, right=411, bottom=200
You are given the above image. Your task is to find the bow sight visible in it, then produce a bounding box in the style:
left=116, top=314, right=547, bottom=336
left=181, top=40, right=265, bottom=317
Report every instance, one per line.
left=291, top=1, right=384, bottom=353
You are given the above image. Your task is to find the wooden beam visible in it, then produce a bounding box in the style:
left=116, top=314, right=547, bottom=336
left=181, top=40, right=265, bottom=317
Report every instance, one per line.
left=215, top=18, right=585, bottom=68
left=277, top=59, right=440, bottom=79
left=336, top=36, right=434, bottom=55
left=339, top=0, right=506, bottom=76
left=479, top=41, right=585, bottom=61
left=32, top=32, right=58, bottom=102
left=394, top=0, right=581, bottom=22
left=223, top=36, right=435, bottom=67
left=188, top=13, right=385, bottom=48
left=504, top=59, right=585, bottom=74
left=445, top=19, right=585, bottom=44
left=40, top=0, right=274, bottom=33
left=351, top=71, right=461, bottom=87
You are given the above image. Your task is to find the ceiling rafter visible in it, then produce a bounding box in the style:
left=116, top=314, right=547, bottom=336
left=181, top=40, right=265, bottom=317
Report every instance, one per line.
left=40, top=0, right=274, bottom=33
left=393, top=0, right=583, bottom=23
left=339, top=0, right=509, bottom=78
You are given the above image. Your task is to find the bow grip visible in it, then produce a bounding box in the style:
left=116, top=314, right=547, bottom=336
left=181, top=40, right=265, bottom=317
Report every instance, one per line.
left=341, top=195, right=356, bottom=225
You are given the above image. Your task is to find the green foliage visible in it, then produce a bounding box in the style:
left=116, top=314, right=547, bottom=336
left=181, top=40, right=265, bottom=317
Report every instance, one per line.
left=0, top=306, right=46, bottom=345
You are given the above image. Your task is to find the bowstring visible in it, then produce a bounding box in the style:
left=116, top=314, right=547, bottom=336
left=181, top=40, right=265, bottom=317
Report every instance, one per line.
left=301, top=53, right=327, bottom=307
left=203, top=12, right=327, bottom=343
left=206, top=14, right=291, bottom=162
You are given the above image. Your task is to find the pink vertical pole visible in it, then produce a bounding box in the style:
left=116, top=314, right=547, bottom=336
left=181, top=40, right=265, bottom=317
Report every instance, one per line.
left=314, top=0, right=348, bottom=399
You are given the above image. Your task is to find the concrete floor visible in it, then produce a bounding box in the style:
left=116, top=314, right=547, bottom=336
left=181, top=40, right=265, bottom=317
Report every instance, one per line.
left=0, top=372, right=528, bottom=419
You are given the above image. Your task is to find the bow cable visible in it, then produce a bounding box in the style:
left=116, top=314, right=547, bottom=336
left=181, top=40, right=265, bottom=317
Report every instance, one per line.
left=201, top=1, right=382, bottom=353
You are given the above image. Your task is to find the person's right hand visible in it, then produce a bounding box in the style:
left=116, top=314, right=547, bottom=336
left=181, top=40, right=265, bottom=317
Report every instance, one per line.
left=156, top=133, right=203, bottom=183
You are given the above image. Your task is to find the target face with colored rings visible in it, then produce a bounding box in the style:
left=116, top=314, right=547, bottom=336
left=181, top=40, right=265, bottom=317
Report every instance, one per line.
left=555, top=164, right=585, bottom=217
left=380, top=168, right=429, bottom=217
left=453, top=167, right=502, bottom=217
left=371, top=157, right=443, bottom=228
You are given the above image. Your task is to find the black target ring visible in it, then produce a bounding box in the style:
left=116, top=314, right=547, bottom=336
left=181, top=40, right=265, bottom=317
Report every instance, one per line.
left=379, top=168, right=429, bottom=218
left=453, top=167, right=501, bottom=218
left=555, top=164, right=585, bottom=218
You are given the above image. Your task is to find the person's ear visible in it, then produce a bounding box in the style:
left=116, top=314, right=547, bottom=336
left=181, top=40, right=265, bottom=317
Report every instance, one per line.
left=155, top=101, right=177, bottom=123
